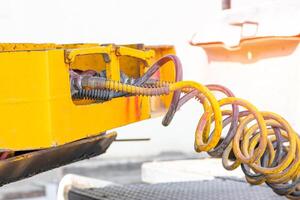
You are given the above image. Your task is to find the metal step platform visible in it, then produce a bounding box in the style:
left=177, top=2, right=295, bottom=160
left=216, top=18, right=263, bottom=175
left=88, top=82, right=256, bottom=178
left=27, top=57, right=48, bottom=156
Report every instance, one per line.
left=68, top=179, right=284, bottom=200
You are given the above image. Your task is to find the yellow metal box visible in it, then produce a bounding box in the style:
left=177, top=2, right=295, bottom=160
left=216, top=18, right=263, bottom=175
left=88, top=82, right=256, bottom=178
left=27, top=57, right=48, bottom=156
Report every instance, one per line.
left=0, top=43, right=175, bottom=150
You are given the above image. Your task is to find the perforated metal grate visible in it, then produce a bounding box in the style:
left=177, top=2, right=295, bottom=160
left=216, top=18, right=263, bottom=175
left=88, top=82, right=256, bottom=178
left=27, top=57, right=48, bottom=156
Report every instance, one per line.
left=68, top=179, right=284, bottom=200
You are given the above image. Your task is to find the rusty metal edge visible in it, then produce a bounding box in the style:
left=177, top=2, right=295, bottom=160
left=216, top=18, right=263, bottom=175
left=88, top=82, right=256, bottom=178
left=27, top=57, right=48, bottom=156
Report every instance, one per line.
left=0, top=132, right=117, bottom=186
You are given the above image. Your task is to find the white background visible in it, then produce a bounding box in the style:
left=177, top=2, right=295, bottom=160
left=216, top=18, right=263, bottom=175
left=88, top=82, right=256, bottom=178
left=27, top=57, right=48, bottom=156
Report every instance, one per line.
left=0, top=0, right=299, bottom=158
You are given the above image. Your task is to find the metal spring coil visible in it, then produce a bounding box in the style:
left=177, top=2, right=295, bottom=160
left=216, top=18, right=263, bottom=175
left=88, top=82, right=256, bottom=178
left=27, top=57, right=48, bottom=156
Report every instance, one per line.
left=73, top=89, right=112, bottom=101
left=81, top=78, right=170, bottom=96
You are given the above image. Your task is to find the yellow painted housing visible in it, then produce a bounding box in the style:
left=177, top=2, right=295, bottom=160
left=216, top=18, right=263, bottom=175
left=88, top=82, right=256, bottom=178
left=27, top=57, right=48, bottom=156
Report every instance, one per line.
left=0, top=43, right=176, bottom=151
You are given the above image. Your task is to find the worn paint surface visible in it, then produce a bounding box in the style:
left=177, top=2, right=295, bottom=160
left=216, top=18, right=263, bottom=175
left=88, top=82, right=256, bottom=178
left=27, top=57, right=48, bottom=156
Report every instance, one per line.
left=0, top=43, right=175, bottom=150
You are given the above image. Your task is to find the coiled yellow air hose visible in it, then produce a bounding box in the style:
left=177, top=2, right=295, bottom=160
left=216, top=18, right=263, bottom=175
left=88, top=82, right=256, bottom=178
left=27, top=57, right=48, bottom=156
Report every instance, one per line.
left=82, top=77, right=300, bottom=199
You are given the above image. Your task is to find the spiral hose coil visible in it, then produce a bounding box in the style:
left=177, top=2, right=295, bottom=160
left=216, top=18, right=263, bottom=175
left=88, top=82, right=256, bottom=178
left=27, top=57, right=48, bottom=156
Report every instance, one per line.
left=81, top=77, right=300, bottom=199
